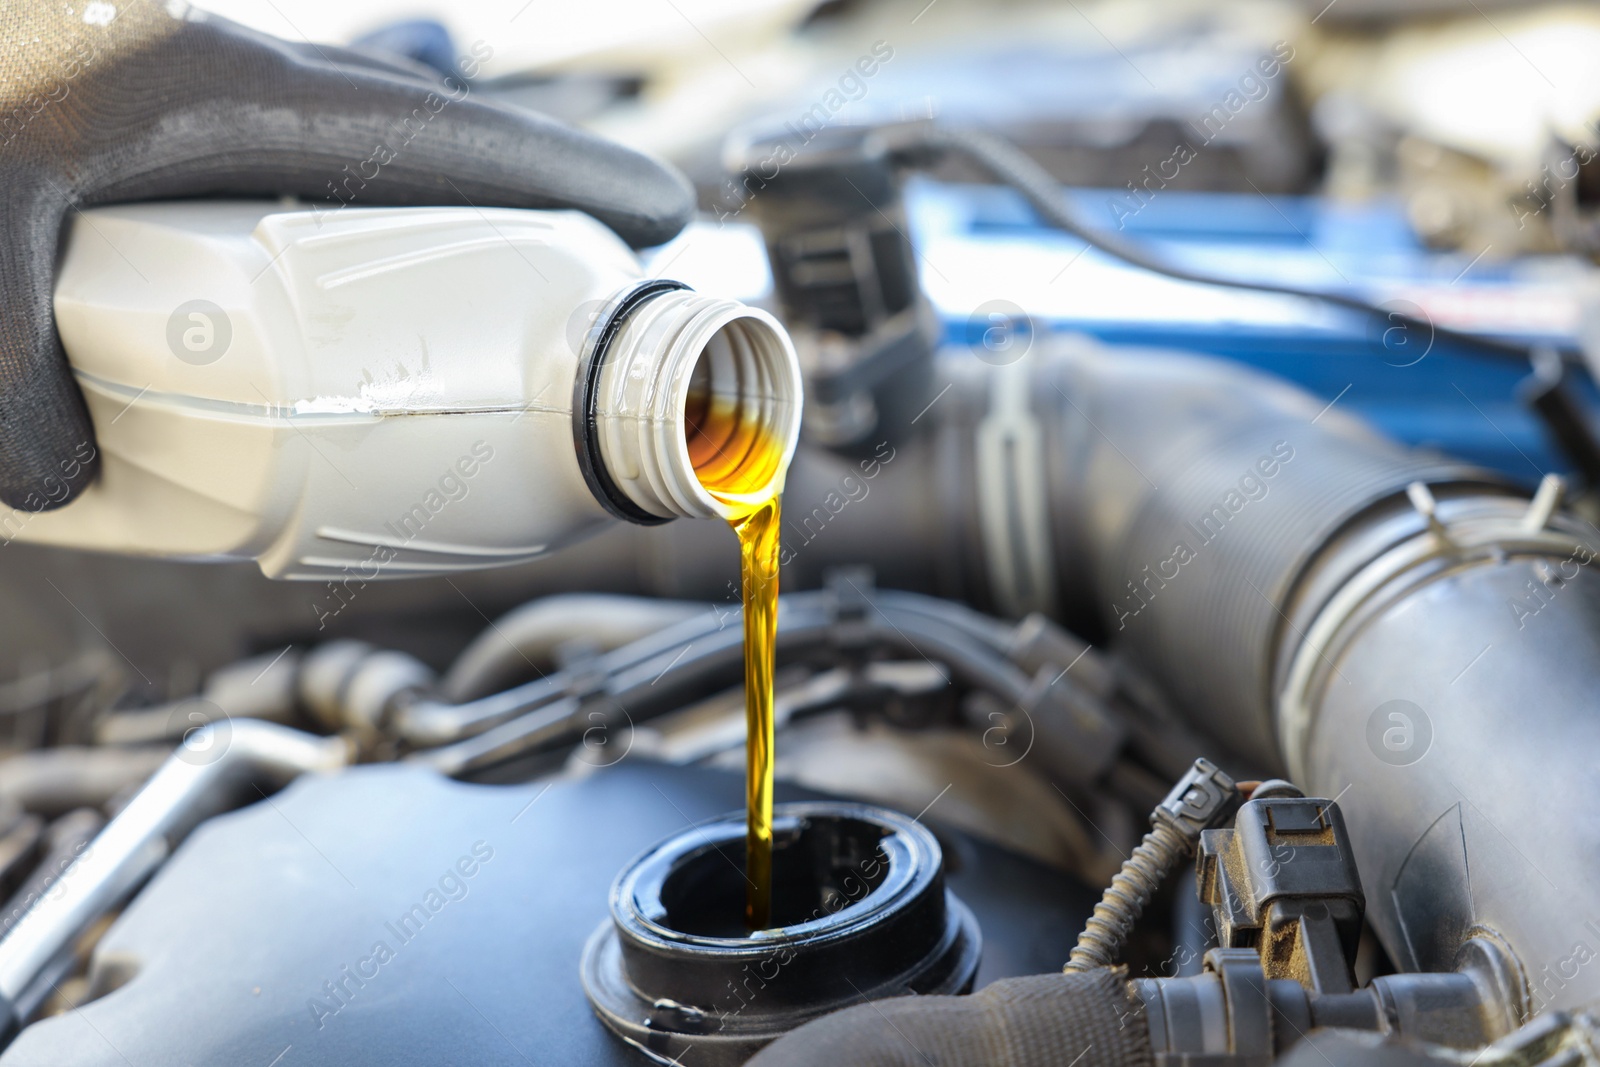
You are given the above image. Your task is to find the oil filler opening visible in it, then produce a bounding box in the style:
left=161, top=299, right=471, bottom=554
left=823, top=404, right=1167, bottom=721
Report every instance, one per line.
left=657, top=812, right=892, bottom=937
left=581, top=802, right=982, bottom=1066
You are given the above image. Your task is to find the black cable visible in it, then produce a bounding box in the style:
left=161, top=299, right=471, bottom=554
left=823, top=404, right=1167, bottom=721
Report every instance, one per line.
left=411, top=588, right=1063, bottom=777
left=397, top=587, right=1025, bottom=746
left=918, top=126, right=1539, bottom=365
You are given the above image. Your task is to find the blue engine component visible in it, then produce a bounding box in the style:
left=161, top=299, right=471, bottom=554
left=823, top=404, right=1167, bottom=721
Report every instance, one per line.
left=909, top=179, right=1597, bottom=486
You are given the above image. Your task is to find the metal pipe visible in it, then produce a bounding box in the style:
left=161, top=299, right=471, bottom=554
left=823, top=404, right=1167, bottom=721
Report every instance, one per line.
left=0, top=721, right=348, bottom=1025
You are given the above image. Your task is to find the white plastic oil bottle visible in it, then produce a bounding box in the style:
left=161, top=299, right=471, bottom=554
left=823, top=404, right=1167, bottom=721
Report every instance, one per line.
left=14, top=202, right=801, bottom=580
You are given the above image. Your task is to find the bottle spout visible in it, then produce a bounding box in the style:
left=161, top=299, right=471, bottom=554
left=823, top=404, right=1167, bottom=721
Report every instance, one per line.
left=581, top=282, right=803, bottom=524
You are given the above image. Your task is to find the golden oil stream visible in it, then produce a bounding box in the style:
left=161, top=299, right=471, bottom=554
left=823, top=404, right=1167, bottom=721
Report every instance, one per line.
left=685, top=374, right=785, bottom=931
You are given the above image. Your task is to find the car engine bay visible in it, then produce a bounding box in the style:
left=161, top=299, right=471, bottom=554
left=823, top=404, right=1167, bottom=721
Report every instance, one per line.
left=4, top=1, right=1600, bottom=1064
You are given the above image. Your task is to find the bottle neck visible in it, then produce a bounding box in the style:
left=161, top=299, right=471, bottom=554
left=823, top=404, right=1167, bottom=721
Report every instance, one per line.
left=587, top=286, right=801, bottom=523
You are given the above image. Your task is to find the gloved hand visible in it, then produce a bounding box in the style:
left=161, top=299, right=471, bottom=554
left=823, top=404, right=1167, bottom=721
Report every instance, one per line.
left=0, top=3, right=695, bottom=511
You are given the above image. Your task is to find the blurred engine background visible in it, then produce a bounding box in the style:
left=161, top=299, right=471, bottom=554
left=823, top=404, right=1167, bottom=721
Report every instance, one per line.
left=7, top=0, right=1597, bottom=725
left=7, top=2, right=1600, bottom=1060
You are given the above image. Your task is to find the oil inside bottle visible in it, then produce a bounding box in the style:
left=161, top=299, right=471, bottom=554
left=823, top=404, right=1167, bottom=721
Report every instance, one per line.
left=685, top=357, right=786, bottom=931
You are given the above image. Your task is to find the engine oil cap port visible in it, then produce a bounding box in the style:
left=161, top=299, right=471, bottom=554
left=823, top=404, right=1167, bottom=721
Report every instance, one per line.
left=579, top=801, right=981, bottom=1065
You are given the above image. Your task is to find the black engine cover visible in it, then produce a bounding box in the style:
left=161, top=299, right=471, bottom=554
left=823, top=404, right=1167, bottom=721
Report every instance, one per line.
left=1, top=761, right=1094, bottom=1065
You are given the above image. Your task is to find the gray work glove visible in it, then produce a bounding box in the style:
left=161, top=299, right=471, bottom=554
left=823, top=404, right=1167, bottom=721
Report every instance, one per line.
left=0, top=2, right=694, bottom=510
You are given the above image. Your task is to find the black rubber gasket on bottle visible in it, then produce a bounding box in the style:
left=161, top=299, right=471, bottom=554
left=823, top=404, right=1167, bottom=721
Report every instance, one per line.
left=571, top=278, right=692, bottom=526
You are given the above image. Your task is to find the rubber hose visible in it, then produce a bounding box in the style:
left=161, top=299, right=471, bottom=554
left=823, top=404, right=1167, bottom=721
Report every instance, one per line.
left=1040, top=344, right=1503, bottom=769
left=0, top=747, right=168, bottom=817
left=746, top=970, right=1153, bottom=1067
left=0, top=810, right=103, bottom=936
left=440, top=594, right=708, bottom=701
